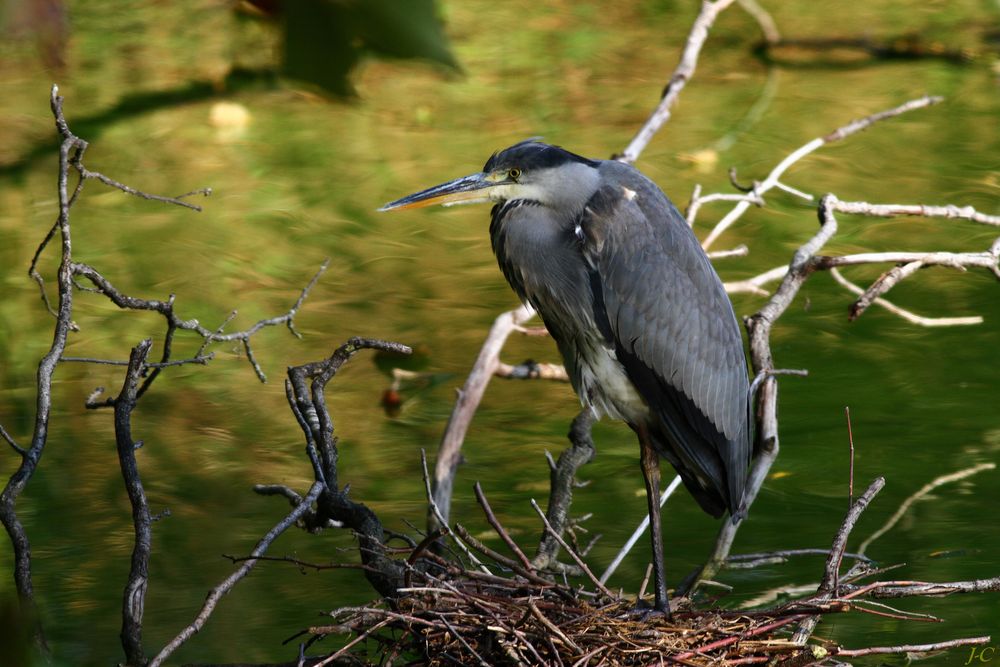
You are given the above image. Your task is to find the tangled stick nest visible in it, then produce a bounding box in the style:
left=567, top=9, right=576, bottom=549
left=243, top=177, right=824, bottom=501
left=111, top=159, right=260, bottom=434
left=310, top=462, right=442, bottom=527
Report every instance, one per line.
left=312, top=569, right=828, bottom=666
left=294, top=477, right=995, bottom=666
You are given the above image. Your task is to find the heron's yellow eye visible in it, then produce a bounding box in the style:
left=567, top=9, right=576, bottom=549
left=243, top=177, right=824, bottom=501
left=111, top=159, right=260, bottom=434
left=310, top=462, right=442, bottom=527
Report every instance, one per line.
left=508, top=168, right=521, bottom=181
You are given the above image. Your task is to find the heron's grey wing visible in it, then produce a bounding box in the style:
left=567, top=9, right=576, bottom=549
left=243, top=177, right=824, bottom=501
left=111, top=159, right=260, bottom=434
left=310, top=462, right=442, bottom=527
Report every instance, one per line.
left=579, top=175, right=750, bottom=515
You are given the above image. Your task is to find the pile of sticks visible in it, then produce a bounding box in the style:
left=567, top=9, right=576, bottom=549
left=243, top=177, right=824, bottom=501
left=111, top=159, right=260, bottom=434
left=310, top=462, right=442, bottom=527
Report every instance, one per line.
left=301, top=478, right=995, bottom=666
left=313, top=576, right=826, bottom=666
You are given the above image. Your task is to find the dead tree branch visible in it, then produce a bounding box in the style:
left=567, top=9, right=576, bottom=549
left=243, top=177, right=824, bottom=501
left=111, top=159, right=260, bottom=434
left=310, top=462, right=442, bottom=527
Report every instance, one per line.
left=115, top=339, right=156, bottom=666
left=0, top=89, right=81, bottom=643
left=429, top=303, right=535, bottom=531
left=72, top=258, right=328, bottom=396
left=3, top=86, right=335, bottom=665
left=149, top=481, right=324, bottom=667
left=617, top=0, right=739, bottom=164
left=532, top=409, right=598, bottom=570
left=279, top=338, right=415, bottom=598
left=697, top=95, right=943, bottom=249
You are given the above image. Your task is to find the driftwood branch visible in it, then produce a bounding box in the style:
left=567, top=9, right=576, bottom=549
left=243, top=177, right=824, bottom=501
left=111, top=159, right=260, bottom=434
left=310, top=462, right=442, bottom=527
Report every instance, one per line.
left=429, top=303, right=535, bottom=531
left=697, top=95, right=943, bottom=249
left=617, top=0, right=738, bottom=164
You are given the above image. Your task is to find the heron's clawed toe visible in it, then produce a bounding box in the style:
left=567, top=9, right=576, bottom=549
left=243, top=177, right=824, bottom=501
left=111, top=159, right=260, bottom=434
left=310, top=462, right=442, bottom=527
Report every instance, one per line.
left=627, top=598, right=672, bottom=621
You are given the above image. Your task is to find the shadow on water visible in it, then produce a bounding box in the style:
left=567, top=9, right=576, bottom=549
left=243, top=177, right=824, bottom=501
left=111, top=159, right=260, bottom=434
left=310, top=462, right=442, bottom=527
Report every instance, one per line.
left=0, top=67, right=280, bottom=179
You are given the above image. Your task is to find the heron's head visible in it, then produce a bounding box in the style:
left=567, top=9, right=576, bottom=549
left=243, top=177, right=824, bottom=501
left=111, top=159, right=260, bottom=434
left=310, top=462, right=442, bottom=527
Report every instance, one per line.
left=379, top=140, right=601, bottom=213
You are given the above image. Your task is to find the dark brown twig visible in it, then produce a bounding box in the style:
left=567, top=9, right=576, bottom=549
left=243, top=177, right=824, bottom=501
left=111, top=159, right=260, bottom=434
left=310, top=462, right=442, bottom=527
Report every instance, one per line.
left=792, top=477, right=886, bottom=644
left=474, top=482, right=534, bottom=571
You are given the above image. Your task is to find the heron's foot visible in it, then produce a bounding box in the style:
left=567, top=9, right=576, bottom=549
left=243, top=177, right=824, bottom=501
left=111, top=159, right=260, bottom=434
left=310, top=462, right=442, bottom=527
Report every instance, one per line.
left=627, top=593, right=693, bottom=620
left=627, top=598, right=672, bottom=621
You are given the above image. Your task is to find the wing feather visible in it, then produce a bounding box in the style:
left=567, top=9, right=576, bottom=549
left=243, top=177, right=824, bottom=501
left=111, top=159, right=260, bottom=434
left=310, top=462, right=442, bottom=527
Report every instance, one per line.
left=580, top=167, right=751, bottom=515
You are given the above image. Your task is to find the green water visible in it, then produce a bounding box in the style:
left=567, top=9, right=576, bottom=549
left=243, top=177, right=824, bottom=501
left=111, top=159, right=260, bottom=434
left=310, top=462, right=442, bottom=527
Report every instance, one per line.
left=1, top=1, right=998, bottom=664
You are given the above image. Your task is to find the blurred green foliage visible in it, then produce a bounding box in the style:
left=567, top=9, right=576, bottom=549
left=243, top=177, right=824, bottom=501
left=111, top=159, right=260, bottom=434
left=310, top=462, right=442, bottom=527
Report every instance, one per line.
left=278, top=0, right=458, bottom=96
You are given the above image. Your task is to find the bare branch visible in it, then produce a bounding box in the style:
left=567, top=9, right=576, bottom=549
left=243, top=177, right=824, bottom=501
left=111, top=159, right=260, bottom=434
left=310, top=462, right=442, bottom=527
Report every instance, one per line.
left=529, top=498, right=616, bottom=600
left=71, top=259, right=328, bottom=387
left=706, top=244, right=749, bottom=259
left=0, top=424, right=25, bottom=457
left=71, top=162, right=211, bottom=211
left=473, top=482, right=534, bottom=571
left=532, top=409, right=597, bottom=571
left=59, top=354, right=214, bottom=368
left=430, top=304, right=536, bottom=531
left=829, top=268, right=983, bottom=327
left=736, top=0, right=780, bottom=43
left=814, top=249, right=996, bottom=270
left=723, top=265, right=788, bottom=296
left=725, top=547, right=873, bottom=569
left=835, top=636, right=991, bottom=658
left=1, top=87, right=86, bottom=650
left=115, top=339, right=155, bottom=666
left=617, top=0, right=738, bottom=164
left=149, top=481, right=324, bottom=667
left=420, top=450, right=489, bottom=573
left=831, top=200, right=1000, bottom=227
left=842, top=577, right=1000, bottom=599
left=599, top=474, right=682, bottom=585
left=700, top=95, right=943, bottom=249
left=792, top=477, right=886, bottom=644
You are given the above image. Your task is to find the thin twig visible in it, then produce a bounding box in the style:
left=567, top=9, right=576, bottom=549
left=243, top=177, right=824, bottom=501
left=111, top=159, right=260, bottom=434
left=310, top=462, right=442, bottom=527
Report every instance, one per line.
left=835, top=636, right=991, bottom=657
left=599, top=475, right=682, bottom=585
left=148, top=481, right=324, bottom=667
left=829, top=267, right=984, bottom=326
left=617, top=0, right=739, bottom=164
left=701, top=95, right=943, bottom=249
left=420, top=449, right=490, bottom=573
left=530, top=499, right=616, bottom=600
left=845, top=407, right=854, bottom=508
left=0, top=424, right=25, bottom=457
left=529, top=601, right=583, bottom=655
left=474, top=482, right=534, bottom=571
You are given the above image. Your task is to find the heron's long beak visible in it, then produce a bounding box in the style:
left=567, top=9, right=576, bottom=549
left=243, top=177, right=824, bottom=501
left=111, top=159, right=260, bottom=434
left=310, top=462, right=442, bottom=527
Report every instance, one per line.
left=378, top=172, right=496, bottom=211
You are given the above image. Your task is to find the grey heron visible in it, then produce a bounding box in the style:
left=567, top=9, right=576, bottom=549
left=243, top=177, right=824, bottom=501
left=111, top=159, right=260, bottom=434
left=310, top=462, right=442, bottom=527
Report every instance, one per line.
left=380, top=140, right=751, bottom=613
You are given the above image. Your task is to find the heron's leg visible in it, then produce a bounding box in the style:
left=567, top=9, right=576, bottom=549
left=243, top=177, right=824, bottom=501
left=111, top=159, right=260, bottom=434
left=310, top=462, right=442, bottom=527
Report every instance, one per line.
left=533, top=408, right=597, bottom=570
left=638, top=426, right=671, bottom=614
